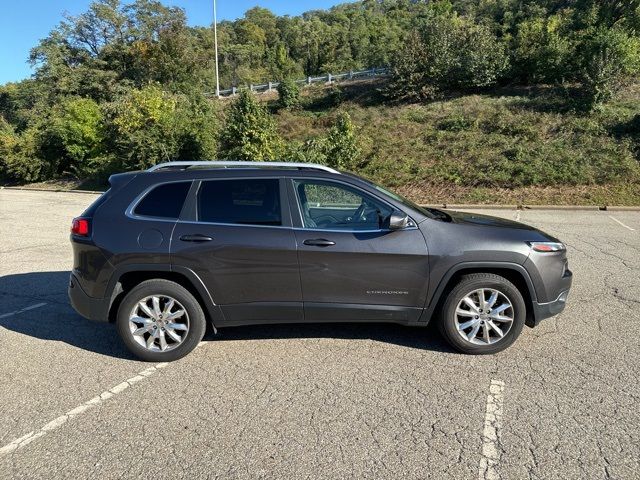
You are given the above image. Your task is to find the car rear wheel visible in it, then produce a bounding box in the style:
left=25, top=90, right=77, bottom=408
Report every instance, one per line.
left=439, top=273, right=526, bottom=354
left=116, top=279, right=206, bottom=362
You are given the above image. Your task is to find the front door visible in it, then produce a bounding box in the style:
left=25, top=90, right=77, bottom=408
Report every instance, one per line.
left=290, top=178, right=429, bottom=323
left=171, top=177, right=302, bottom=325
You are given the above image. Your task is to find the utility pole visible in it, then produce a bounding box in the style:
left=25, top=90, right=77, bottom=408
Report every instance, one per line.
left=213, top=0, right=220, bottom=97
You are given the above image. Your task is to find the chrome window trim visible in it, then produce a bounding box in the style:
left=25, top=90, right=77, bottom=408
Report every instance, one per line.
left=125, top=180, right=194, bottom=222
left=125, top=176, right=418, bottom=233
left=293, top=226, right=418, bottom=233
left=175, top=219, right=291, bottom=230
left=172, top=220, right=417, bottom=233
left=290, top=177, right=417, bottom=232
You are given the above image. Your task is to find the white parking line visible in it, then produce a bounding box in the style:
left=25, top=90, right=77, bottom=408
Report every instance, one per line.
left=608, top=215, right=635, bottom=231
left=0, top=362, right=169, bottom=456
left=0, top=302, right=47, bottom=319
left=478, top=379, right=505, bottom=480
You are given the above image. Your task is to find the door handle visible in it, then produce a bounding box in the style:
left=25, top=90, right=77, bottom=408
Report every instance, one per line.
left=303, top=238, right=336, bottom=247
left=179, top=234, right=213, bottom=242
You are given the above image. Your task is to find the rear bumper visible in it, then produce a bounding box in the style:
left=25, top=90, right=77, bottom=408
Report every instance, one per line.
left=531, top=289, right=570, bottom=326
left=68, top=273, right=109, bottom=322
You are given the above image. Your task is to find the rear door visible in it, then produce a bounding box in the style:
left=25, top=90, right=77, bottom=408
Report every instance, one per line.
left=171, top=177, right=302, bottom=325
left=289, top=178, right=430, bottom=323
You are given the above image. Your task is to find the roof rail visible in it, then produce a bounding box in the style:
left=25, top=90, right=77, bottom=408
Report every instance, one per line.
left=147, top=161, right=340, bottom=174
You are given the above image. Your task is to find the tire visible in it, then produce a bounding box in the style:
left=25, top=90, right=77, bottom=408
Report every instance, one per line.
left=438, top=273, right=526, bottom=355
left=116, top=279, right=206, bottom=362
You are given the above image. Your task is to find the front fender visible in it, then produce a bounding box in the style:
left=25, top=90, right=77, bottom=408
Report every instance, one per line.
left=417, top=261, right=538, bottom=325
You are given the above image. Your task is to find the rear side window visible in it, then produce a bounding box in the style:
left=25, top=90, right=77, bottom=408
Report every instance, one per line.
left=134, top=182, right=191, bottom=219
left=198, top=179, right=281, bottom=226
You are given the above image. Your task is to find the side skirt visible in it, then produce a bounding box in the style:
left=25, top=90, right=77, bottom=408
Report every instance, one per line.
left=219, top=302, right=424, bottom=327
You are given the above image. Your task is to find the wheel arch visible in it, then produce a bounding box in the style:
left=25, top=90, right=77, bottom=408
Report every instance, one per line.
left=105, top=264, right=224, bottom=329
left=423, top=262, right=538, bottom=328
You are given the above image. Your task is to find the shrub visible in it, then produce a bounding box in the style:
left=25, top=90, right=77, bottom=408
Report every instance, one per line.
left=437, top=114, right=475, bottom=132
left=218, top=89, right=282, bottom=161
left=282, top=139, right=327, bottom=164
left=277, top=78, right=300, bottom=109
left=513, top=15, right=573, bottom=83
left=173, top=91, right=219, bottom=160
left=577, top=28, right=640, bottom=111
left=387, top=14, right=509, bottom=101
left=323, top=112, right=361, bottom=170
left=0, top=126, right=47, bottom=182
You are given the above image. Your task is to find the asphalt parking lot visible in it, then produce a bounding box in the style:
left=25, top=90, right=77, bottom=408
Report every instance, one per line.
left=1, top=189, right=639, bottom=479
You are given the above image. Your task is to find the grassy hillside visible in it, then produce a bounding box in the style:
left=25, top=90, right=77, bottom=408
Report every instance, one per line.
left=17, top=79, right=640, bottom=206
left=271, top=79, right=640, bottom=205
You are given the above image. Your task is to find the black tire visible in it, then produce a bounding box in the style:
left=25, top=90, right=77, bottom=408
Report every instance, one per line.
left=438, top=273, right=526, bottom=354
left=116, top=279, right=206, bottom=362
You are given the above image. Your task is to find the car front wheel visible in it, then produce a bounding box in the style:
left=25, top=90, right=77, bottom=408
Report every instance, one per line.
left=116, top=279, right=206, bottom=362
left=439, top=273, right=526, bottom=354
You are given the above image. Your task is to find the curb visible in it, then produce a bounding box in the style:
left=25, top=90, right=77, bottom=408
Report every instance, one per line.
left=2, top=186, right=640, bottom=211
left=425, top=204, right=640, bottom=211
left=1, top=186, right=104, bottom=194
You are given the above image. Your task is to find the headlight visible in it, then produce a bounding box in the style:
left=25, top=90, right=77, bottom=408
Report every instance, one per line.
left=527, top=241, right=565, bottom=252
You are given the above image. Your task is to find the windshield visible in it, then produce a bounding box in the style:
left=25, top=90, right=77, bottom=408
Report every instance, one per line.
left=343, top=173, right=450, bottom=221
left=369, top=181, right=449, bottom=219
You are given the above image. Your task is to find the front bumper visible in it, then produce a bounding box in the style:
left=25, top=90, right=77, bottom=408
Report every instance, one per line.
left=68, top=273, right=109, bottom=322
left=531, top=289, right=570, bottom=326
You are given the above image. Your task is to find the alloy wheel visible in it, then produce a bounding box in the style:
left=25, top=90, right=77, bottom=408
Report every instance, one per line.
left=128, top=295, right=190, bottom=352
left=454, top=288, right=514, bottom=345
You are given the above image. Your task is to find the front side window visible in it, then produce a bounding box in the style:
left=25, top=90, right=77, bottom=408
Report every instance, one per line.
left=134, top=182, right=191, bottom=219
left=198, top=179, right=281, bottom=226
left=294, top=180, right=393, bottom=230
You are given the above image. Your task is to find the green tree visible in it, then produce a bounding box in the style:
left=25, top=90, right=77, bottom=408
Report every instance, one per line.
left=385, top=31, right=437, bottom=102
left=173, top=90, right=219, bottom=160
left=387, top=13, right=509, bottom=101
left=276, top=78, right=300, bottom=109
left=218, top=89, right=282, bottom=161
left=513, top=14, right=573, bottom=83
left=47, top=97, right=104, bottom=176
left=0, top=120, right=47, bottom=182
left=109, top=84, right=180, bottom=170
left=577, top=27, right=640, bottom=110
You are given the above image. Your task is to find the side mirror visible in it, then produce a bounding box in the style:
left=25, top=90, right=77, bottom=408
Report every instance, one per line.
left=388, top=211, right=410, bottom=230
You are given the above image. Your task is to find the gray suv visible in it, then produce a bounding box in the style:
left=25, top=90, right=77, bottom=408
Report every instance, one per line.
left=69, top=161, right=572, bottom=361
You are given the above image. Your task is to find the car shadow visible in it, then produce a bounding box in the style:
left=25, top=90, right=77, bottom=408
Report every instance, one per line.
left=0, top=271, right=136, bottom=360
left=208, top=322, right=454, bottom=353
left=0, top=271, right=455, bottom=358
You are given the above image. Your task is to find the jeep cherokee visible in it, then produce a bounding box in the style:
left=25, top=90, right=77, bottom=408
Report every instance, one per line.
left=69, top=161, right=572, bottom=361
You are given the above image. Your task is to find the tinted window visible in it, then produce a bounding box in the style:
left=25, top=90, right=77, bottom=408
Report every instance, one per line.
left=134, top=182, right=191, bottom=219
left=198, top=179, right=281, bottom=226
left=295, top=180, right=392, bottom=230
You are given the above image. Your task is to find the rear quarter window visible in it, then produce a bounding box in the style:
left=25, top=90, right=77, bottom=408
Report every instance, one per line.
left=134, top=182, right=191, bottom=219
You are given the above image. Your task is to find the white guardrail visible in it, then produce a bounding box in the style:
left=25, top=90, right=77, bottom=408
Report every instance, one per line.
left=206, top=67, right=389, bottom=97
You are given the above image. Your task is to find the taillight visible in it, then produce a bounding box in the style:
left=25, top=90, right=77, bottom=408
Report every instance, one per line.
left=528, top=241, right=565, bottom=252
left=71, top=217, right=90, bottom=236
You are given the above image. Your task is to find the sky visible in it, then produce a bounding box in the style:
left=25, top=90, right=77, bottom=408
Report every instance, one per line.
left=0, top=0, right=347, bottom=85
